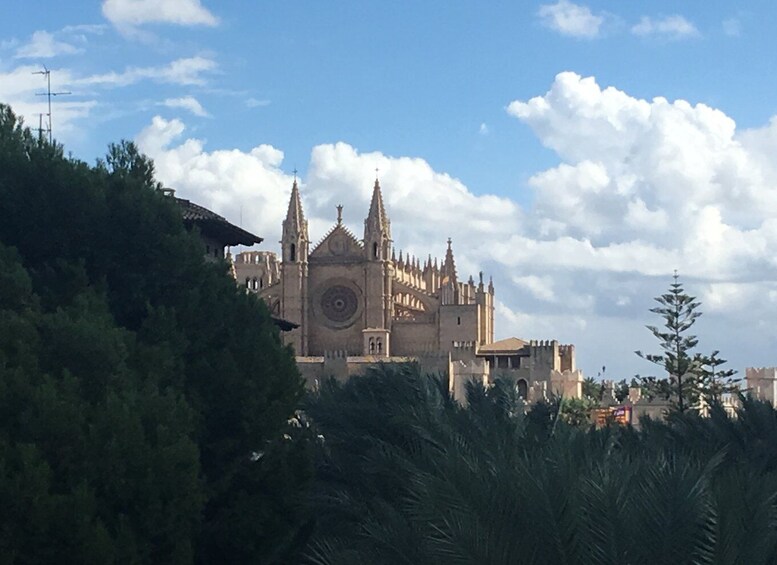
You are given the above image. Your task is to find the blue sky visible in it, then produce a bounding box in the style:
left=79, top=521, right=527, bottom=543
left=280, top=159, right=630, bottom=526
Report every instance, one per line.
left=2, top=0, right=777, bottom=380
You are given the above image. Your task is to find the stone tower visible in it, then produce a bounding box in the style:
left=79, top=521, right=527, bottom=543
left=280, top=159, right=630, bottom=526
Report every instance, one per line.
left=280, top=179, right=309, bottom=354
left=362, top=178, right=393, bottom=354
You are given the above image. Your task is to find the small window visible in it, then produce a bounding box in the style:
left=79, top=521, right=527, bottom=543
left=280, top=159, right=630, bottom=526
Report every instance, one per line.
left=245, top=277, right=250, bottom=287
left=259, top=277, right=263, bottom=289
left=290, top=243, right=296, bottom=262
left=457, top=316, right=461, bottom=325
left=373, top=242, right=379, bottom=259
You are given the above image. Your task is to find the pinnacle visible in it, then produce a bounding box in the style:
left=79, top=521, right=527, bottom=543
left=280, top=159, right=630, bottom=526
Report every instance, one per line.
left=442, top=238, right=458, bottom=283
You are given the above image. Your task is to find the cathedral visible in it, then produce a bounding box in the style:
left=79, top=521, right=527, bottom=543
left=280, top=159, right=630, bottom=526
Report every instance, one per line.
left=234, top=178, right=584, bottom=400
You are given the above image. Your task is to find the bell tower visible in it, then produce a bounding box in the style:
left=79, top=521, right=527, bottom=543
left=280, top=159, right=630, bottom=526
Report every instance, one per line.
left=363, top=177, right=393, bottom=348
left=281, top=178, right=309, bottom=355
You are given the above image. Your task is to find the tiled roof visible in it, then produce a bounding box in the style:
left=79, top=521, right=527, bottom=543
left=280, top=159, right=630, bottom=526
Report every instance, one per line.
left=477, top=337, right=528, bottom=355
left=174, top=197, right=263, bottom=247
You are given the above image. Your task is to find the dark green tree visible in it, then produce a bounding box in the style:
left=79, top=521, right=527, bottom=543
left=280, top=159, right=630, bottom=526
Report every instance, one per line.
left=636, top=272, right=703, bottom=413
left=0, top=104, right=313, bottom=563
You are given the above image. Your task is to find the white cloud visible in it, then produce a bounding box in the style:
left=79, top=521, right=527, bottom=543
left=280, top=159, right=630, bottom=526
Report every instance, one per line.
left=160, top=96, right=209, bottom=117
left=537, top=1, right=604, bottom=39
left=631, top=15, right=699, bottom=39
left=78, top=56, right=217, bottom=87
left=479, top=123, right=489, bottom=135
left=0, top=56, right=216, bottom=143
left=136, top=116, right=294, bottom=240
left=15, top=31, right=83, bottom=59
left=102, top=0, right=218, bottom=27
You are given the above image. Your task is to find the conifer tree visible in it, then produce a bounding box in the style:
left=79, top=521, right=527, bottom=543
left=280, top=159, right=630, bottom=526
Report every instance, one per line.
left=636, top=272, right=702, bottom=412
left=697, top=350, right=739, bottom=406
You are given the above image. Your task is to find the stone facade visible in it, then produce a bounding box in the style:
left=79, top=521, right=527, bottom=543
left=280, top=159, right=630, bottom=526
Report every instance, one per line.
left=234, top=178, right=584, bottom=400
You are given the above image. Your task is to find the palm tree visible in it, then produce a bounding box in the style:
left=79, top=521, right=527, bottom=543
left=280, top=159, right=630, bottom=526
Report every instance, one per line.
left=302, top=365, right=777, bottom=564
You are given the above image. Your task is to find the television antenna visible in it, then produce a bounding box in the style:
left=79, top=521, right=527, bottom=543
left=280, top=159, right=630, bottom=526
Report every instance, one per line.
left=33, top=65, right=71, bottom=144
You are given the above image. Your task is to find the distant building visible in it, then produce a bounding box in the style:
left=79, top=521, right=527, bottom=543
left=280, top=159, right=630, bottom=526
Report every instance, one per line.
left=234, top=178, right=584, bottom=400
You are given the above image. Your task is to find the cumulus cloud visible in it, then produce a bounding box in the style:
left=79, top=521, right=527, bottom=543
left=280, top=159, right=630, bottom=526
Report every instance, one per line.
left=537, top=1, right=604, bottom=39
left=631, top=15, right=699, bottom=39
left=102, top=0, right=218, bottom=28
left=136, top=116, right=295, bottom=240
left=505, top=71, right=777, bottom=374
left=15, top=31, right=83, bottom=59
left=160, top=96, right=209, bottom=117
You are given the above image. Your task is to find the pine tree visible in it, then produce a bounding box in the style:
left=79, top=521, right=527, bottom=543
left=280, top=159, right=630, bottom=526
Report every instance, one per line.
left=697, top=350, right=739, bottom=407
left=635, top=272, right=702, bottom=413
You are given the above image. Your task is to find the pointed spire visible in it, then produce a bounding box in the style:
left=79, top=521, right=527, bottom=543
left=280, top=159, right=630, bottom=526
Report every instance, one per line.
left=398, top=250, right=403, bottom=263
left=488, top=275, right=494, bottom=294
left=392, top=248, right=397, bottom=262
left=365, top=178, right=391, bottom=237
left=282, top=178, right=308, bottom=263
left=283, top=178, right=306, bottom=235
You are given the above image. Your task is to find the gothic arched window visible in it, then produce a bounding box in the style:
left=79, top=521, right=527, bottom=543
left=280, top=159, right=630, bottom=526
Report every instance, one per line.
left=373, top=242, right=379, bottom=259
left=290, top=243, right=296, bottom=262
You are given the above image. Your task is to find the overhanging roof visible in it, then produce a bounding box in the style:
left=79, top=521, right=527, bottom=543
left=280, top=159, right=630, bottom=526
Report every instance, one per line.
left=175, top=197, right=263, bottom=247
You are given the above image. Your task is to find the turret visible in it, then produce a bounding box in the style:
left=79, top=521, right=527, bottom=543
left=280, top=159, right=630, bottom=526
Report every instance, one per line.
left=364, top=178, right=392, bottom=261
left=280, top=178, right=309, bottom=354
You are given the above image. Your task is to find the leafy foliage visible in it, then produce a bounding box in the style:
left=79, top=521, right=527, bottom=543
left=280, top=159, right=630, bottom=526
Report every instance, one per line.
left=0, top=105, right=312, bottom=563
left=304, top=366, right=777, bottom=564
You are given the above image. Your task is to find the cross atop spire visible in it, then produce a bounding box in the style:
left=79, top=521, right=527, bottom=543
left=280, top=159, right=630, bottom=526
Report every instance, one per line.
left=336, top=204, right=343, bottom=225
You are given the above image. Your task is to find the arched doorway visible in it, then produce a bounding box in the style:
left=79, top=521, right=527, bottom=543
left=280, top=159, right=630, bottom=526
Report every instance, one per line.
left=516, top=379, right=528, bottom=399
